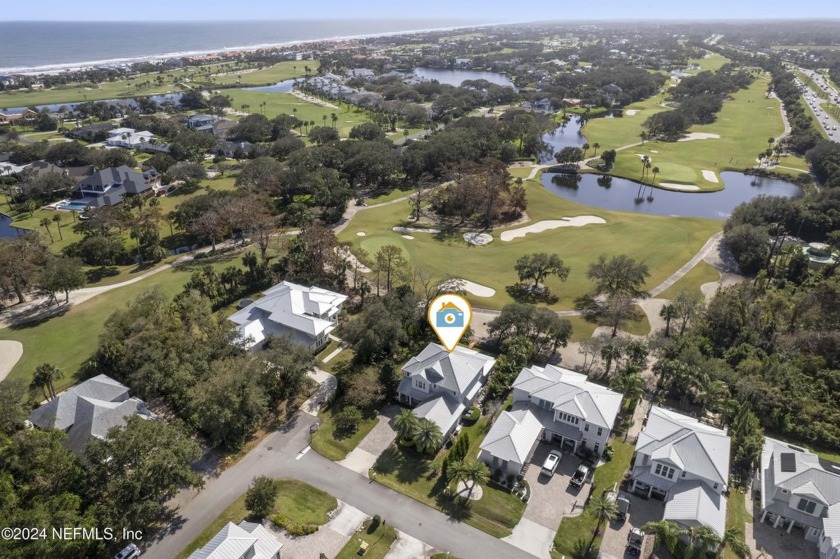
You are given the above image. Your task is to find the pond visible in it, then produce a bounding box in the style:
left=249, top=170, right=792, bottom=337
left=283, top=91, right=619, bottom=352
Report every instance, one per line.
left=538, top=113, right=617, bottom=163
left=242, top=78, right=299, bottom=93
left=541, top=171, right=802, bottom=220
left=0, top=212, right=29, bottom=239
left=412, top=67, right=516, bottom=88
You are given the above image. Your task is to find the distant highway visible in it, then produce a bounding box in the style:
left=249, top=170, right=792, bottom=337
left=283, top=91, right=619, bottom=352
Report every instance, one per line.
left=792, top=66, right=840, bottom=142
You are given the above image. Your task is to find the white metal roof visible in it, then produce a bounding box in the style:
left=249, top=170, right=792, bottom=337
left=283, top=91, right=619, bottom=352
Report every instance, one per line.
left=480, top=408, right=544, bottom=465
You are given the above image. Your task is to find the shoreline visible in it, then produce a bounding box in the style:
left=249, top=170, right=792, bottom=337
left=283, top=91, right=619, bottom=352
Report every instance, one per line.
left=0, top=22, right=502, bottom=76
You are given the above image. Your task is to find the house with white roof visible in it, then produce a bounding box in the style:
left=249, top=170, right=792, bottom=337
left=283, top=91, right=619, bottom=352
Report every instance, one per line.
left=756, top=437, right=840, bottom=559
left=630, top=406, right=731, bottom=538
left=105, top=127, right=153, bottom=148
left=188, top=521, right=282, bottom=559
left=398, top=343, right=495, bottom=442
left=28, top=374, right=155, bottom=455
left=228, top=281, right=347, bottom=351
left=479, top=364, right=622, bottom=474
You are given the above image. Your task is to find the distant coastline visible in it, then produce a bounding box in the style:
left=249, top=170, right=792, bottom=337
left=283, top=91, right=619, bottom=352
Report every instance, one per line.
left=0, top=20, right=498, bottom=75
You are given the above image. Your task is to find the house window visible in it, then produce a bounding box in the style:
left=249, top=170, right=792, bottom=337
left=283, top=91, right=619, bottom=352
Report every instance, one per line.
left=654, top=463, right=675, bottom=480
left=584, top=424, right=589, bottom=432
left=417, top=381, right=426, bottom=390
left=797, top=498, right=817, bottom=514
left=597, top=427, right=603, bottom=437
left=559, top=413, right=579, bottom=425
left=594, top=443, right=600, bottom=453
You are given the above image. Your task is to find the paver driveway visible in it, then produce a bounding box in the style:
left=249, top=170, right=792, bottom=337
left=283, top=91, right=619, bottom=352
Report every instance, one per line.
left=524, top=442, right=591, bottom=529
left=598, top=490, right=663, bottom=559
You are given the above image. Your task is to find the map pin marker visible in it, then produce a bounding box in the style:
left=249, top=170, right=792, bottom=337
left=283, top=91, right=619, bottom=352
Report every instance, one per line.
left=427, top=293, right=472, bottom=352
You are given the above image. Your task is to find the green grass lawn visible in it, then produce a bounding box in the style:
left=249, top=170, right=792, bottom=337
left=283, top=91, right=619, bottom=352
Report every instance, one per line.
left=372, top=416, right=527, bottom=538
left=551, top=440, right=635, bottom=559
left=508, top=167, right=534, bottom=179
left=310, top=405, right=379, bottom=461
left=335, top=519, right=397, bottom=559
left=656, top=260, right=720, bottom=300
left=366, top=186, right=415, bottom=205
left=338, top=177, right=720, bottom=312
left=0, top=251, right=250, bottom=396
left=223, top=90, right=370, bottom=137
left=583, top=92, right=669, bottom=151
left=724, top=490, right=752, bottom=559
left=176, top=478, right=336, bottom=559
left=210, top=61, right=318, bottom=86
left=686, top=53, right=729, bottom=74
left=603, top=76, right=791, bottom=190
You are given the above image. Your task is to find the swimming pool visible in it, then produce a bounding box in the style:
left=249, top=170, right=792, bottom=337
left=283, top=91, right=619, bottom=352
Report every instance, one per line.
left=56, top=201, right=91, bottom=212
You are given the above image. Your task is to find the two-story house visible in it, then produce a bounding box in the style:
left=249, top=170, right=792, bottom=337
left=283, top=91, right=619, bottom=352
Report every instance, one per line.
left=397, top=343, right=495, bottom=442
left=630, top=406, right=731, bottom=538
left=479, top=365, right=622, bottom=476
left=228, top=281, right=347, bottom=351
left=756, top=437, right=840, bottom=559
left=104, top=127, right=153, bottom=148
left=74, top=165, right=159, bottom=208
left=185, top=113, right=219, bottom=130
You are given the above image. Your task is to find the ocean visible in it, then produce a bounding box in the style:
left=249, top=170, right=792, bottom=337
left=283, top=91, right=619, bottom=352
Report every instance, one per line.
left=0, top=19, right=487, bottom=74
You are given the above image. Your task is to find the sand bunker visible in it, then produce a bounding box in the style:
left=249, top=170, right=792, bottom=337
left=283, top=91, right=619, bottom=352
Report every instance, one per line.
left=650, top=150, right=658, bottom=153
left=464, top=232, right=493, bottom=246
left=501, top=216, right=606, bottom=241
left=356, top=232, right=366, bottom=236
left=625, top=109, right=638, bottom=116
left=702, top=170, right=719, bottom=183
left=402, top=235, right=414, bottom=240
left=677, top=132, right=721, bottom=142
left=393, top=226, right=441, bottom=234
left=0, top=340, right=23, bottom=382
left=660, top=183, right=700, bottom=191
left=441, top=278, right=496, bottom=298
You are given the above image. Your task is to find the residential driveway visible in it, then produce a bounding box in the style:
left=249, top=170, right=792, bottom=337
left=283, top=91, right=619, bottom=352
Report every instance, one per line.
left=523, top=443, right=590, bottom=529
left=385, top=529, right=435, bottom=559
left=301, top=368, right=336, bottom=416
left=502, top=518, right=555, bottom=559
left=745, top=495, right=819, bottom=559
left=269, top=500, right=367, bottom=559
left=339, top=405, right=399, bottom=475
left=599, top=491, right=663, bottom=559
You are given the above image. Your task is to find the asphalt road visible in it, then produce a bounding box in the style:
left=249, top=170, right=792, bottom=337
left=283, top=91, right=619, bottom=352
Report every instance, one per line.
left=143, top=411, right=536, bottom=559
left=794, top=67, right=840, bottom=142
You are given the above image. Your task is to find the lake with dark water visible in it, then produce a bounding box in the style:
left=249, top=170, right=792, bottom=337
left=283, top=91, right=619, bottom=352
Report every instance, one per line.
left=0, top=213, right=30, bottom=239
left=542, top=171, right=802, bottom=220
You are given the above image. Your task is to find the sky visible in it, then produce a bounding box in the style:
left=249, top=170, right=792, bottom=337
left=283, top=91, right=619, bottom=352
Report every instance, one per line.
left=2, top=0, right=838, bottom=21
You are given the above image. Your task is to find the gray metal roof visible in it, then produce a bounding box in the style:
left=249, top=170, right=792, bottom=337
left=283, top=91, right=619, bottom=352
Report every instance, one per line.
left=480, top=408, right=544, bottom=465
left=636, top=406, right=730, bottom=486
left=188, top=521, right=282, bottom=559
left=228, top=281, right=347, bottom=348
left=29, top=374, right=130, bottom=430
left=664, top=480, right=727, bottom=537
left=512, top=365, right=622, bottom=430
left=412, top=394, right=464, bottom=437
left=401, top=343, right=495, bottom=396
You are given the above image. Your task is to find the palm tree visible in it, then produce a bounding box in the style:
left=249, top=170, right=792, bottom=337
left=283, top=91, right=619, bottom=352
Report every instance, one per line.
left=643, top=520, right=683, bottom=555
left=589, top=492, right=619, bottom=539
left=394, top=408, right=419, bottom=441
left=25, top=200, right=37, bottom=217
left=685, top=526, right=722, bottom=559
left=610, top=372, right=644, bottom=408
left=640, top=155, right=650, bottom=178
left=52, top=214, right=63, bottom=240
left=39, top=217, right=53, bottom=242
left=31, top=363, right=64, bottom=400
left=322, top=114, right=327, bottom=127
left=651, top=166, right=660, bottom=184
left=640, top=131, right=647, bottom=145
left=601, top=344, right=622, bottom=377
left=448, top=460, right=489, bottom=500
left=331, top=113, right=338, bottom=128
left=660, top=303, right=677, bottom=336
left=582, top=142, right=590, bottom=158
left=645, top=160, right=652, bottom=181
left=413, top=418, right=443, bottom=454
left=720, top=526, right=751, bottom=559
left=592, top=142, right=600, bottom=155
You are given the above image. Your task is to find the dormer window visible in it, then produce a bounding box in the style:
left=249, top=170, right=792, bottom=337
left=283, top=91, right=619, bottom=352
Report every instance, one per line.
left=416, top=381, right=426, bottom=390
left=654, top=463, right=675, bottom=479
left=797, top=498, right=817, bottom=514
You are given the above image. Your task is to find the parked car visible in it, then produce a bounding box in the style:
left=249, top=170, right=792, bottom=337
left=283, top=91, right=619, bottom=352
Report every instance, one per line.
left=113, top=543, right=140, bottom=559
left=540, top=450, right=562, bottom=477
left=627, top=528, right=645, bottom=555
left=570, top=464, right=591, bottom=487
left=616, top=494, right=631, bottom=521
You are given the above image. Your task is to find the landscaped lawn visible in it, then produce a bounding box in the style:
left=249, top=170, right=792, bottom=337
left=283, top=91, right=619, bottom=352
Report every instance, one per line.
left=656, top=260, right=720, bottom=300
left=551, top=439, right=635, bottom=559
left=223, top=90, right=371, bottom=137
left=725, top=490, right=752, bottom=559
left=366, top=186, right=415, bottom=205
left=210, top=61, right=318, bottom=86
left=310, top=405, right=379, bottom=461
left=176, top=478, right=336, bottom=559
left=337, top=175, right=721, bottom=312
left=372, top=416, right=527, bottom=538
left=335, top=519, right=397, bottom=559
